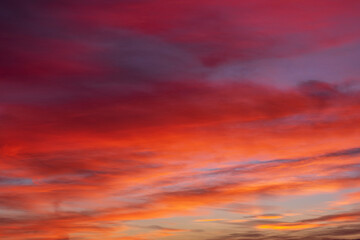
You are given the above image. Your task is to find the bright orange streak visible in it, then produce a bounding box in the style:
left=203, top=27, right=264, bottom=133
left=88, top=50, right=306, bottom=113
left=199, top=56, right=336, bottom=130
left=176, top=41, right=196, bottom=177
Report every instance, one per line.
left=194, top=219, right=225, bottom=222
left=257, top=223, right=319, bottom=230
left=256, top=215, right=283, bottom=220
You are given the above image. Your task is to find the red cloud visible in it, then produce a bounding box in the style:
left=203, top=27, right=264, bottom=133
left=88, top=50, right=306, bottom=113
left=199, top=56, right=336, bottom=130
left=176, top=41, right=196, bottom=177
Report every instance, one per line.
left=1, top=0, right=360, bottom=239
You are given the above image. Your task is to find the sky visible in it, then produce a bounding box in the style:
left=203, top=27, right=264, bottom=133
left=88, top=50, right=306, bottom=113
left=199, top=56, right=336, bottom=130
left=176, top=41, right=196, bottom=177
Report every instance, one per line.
left=1, top=0, right=360, bottom=239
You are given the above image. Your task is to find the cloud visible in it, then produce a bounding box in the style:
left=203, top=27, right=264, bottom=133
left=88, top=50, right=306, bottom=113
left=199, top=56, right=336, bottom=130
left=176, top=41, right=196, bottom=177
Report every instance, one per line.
left=1, top=0, right=360, bottom=239
left=256, top=223, right=320, bottom=231
left=194, top=219, right=225, bottom=222
left=301, top=210, right=360, bottom=223
left=256, top=215, right=283, bottom=220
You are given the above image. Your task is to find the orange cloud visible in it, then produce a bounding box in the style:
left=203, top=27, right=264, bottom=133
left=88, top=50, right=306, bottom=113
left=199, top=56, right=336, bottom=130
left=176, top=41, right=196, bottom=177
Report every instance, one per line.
left=257, top=223, right=320, bottom=230
left=256, top=215, right=283, bottom=220
left=194, top=219, right=225, bottom=222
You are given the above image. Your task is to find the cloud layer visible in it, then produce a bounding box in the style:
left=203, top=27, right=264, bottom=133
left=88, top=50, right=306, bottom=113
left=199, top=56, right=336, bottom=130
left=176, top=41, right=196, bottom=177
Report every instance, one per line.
left=1, top=0, right=360, bottom=239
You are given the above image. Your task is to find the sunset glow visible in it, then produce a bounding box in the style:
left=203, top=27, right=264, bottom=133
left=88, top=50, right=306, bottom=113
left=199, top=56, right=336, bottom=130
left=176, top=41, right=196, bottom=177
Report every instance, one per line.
left=1, top=1, right=360, bottom=240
